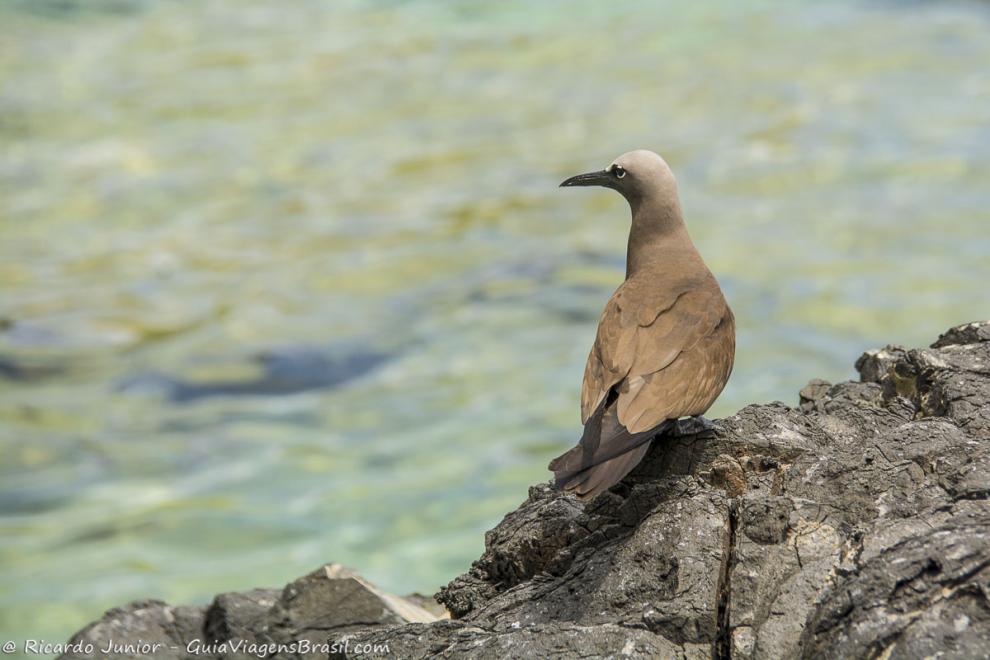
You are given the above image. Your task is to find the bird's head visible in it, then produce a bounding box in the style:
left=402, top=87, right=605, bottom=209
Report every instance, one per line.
left=559, top=150, right=677, bottom=206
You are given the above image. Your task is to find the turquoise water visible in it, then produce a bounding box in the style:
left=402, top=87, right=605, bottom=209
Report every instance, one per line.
left=1, top=0, right=989, bottom=648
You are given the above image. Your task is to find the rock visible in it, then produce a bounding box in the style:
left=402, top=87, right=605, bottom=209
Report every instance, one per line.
left=62, top=320, right=990, bottom=659
left=931, top=321, right=990, bottom=348
left=422, top=320, right=990, bottom=659
left=60, top=565, right=441, bottom=660
left=855, top=345, right=908, bottom=385
left=202, top=589, right=280, bottom=660
left=59, top=601, right=205, bottom=660
left=402, top=592, right=452, bottom=620
left=798, top=378, right=831, bottom=412
left=335, top=621, right=707, bottom=659
left=801, top=511, right=990, bottom=658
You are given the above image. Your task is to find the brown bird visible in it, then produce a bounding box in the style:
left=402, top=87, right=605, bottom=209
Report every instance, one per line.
left=549, top=150, right=735, bottom=500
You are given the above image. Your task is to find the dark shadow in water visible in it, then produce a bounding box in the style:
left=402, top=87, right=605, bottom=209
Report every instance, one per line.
left=0, top=355, right=64, bottom=382
left=0, top=490, right=73, bottom=516
left=117, top=346, right=393, bottom=403
left=6, top=0, right=149, bottom=19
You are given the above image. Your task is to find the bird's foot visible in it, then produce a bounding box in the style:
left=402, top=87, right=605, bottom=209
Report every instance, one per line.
left=668, top=415, right=716, bottom=438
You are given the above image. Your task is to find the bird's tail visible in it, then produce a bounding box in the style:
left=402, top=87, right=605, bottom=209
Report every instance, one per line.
left=551, top=442, right=653, bottom=500
left=549, top=412, right=673, bottom=501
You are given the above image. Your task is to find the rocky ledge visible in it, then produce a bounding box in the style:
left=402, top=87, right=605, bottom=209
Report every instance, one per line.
left=62, top=321, right=990, bottom=659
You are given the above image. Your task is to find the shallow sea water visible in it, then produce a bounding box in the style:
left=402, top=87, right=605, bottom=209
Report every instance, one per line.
left=1, top=0, right=989, bottom=647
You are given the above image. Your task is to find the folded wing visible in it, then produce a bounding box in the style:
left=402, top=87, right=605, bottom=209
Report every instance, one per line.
left=553, top=274, right=734, bottom=499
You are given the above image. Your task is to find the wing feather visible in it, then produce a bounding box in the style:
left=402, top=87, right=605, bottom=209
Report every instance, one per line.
left=582, top=273, right=732, bottom=427
left=622, top=308, right=735, bottom=432
left=559, top=270, right=735, bottom=501
left=580, top=278, right=699, bottom=423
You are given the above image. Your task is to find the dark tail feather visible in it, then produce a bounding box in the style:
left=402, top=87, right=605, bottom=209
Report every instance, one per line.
left=559, top=442, right=652, bottom=500
left=549, top=398, right=673, bottom=501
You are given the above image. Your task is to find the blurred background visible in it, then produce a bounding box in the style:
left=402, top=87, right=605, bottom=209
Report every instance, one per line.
left=1, top=0, right=989, bottom=648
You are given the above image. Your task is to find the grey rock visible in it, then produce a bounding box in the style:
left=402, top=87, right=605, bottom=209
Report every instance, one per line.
left=264, top=564, right=438, bottom=659
left=855, top=345, right=908, bottom=385
left=62, top=320, right=990, bottom=659
left=427, top=319, right=990, bottom=659
left=801, top=518, right=990, bottom=659
left=402, top=592, right=451, bottom=620
left=334, top=621, right=708, bottom=659
left=203, top=589, right=280, bottom=660
left=798, top=378, right=831, bottom=412
left=60, top=601, right=205, bottom=660
left=931, top=320, right=990, bottom=348
left=60, top=565, right=440, bottom=660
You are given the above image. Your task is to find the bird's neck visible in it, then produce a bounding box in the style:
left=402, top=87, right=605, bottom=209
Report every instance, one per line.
left=625, top=197, right=697, bottom=279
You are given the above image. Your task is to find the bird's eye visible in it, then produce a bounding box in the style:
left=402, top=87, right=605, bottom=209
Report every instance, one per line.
left=613, top=166, right=626, bottom=179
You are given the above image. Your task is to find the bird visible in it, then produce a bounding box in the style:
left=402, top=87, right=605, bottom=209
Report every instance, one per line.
left=549, top=150, right=735, bottom=501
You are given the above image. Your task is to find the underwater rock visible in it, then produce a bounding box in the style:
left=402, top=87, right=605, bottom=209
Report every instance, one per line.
left=63, top=321, right=990, bottom=659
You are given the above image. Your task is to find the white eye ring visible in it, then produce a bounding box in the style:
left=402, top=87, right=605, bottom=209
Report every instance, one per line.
left=613, top=166, right=626, bottom=179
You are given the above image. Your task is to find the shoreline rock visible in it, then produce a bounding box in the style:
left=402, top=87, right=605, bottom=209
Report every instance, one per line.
left=60, top=565, right=444, bottom=660
left=61, top=321, right=990, bottom=659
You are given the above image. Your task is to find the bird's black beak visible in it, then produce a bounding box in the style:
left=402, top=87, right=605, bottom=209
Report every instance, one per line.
left=559, top=170, right=612, bottom=188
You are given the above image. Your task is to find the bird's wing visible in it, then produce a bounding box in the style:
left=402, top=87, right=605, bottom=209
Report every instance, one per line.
left=580, top=278, right=694, bottom=423
left=617, top=303, right=734, bottom=432
left=581, top=275, right=734, bottom=432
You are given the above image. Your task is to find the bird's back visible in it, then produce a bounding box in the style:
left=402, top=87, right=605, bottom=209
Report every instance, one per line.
left=554, top=263, right=734, bottom=500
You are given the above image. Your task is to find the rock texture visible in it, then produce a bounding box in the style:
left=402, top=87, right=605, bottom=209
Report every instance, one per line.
left=60, top=565, right=440, bottom=660
left=62, top=321, right=990, bottom=659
